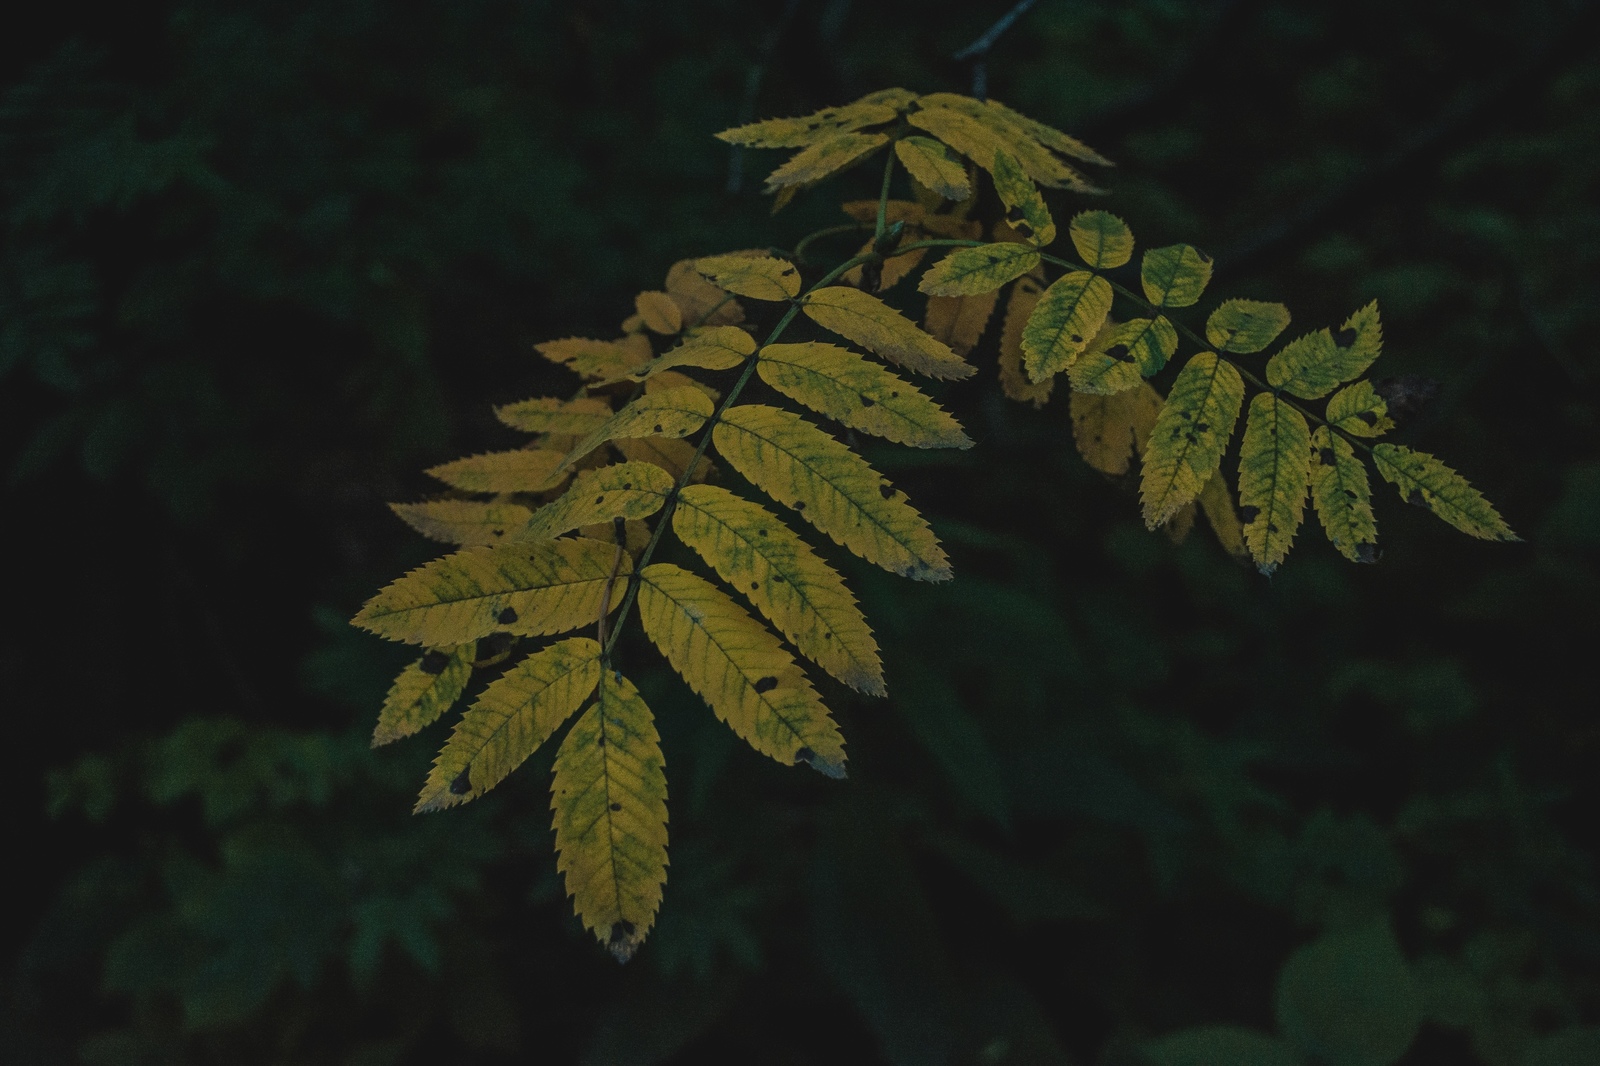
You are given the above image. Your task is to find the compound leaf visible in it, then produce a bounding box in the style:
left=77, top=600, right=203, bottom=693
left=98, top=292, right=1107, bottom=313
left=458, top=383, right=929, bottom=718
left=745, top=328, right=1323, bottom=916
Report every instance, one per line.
left=1372, top=444, right=1517, bottom=541
left=551, top=669, right=668, bottom=963
left=1141, top=352, right=1245, bottom=526
left=415, top=637, right=600, bottom=811
left=353, top=537, right=629, bottom=645
left=1021, top=270, right=1114, bottom=381
left=894, top=136, right=970, bottom=201
left=1069, top=210, right=1133, bottom=269
left=713, top=404, right=951, bottom=581
left=1140, top=244, right=1213, bottom=308
left=695, top=253, right=801, bottom=301
left=1238, top=394, right=1312, bottom=574
left=638, top=562, right=848, bottom=775
left=673, top=484, right=883, bottom=695
left=1207, top=299, right=1292, bottom=354
left=374, top=643, right=476, bottom=747
left=390, top=500, right=535, bottom=547
left=802, top=286, right=974, bottom=380
left=523, top=462, right=675, bottom=541
left=427, top=449, right=569, bottom=494
left=918, top=243, right=1040, bottom=296
left=1310, top=427, right=1378, bottom=563
left=757, top=342, right=970, bottom=449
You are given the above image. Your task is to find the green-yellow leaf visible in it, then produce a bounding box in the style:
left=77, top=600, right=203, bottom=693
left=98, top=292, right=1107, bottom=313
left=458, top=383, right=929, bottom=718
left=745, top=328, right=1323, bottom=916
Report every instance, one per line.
left=991, top=150, right=1054, bottom=245
left=923, top=289, right=999, bottom=356
left=894, top=136, right=971, bottom=201
left=981, top=97, right=1112, bottom=167
left=1141, top=353, right=1245, bottom=526
left=802, top=286, right=974, bottom=380
left=415, top=637, right=600, bottom=811
left=917, top=243, right=1040, bottom=296
left=757, top=342, right=970, bottom=449
left=353, top=537, right=629, bottom=645
left=695, top=253, right=801, bottom=301
left=634, top=291, right=682, bottom=335
left=536, top=337, right=650, bottom=381
left=557, top=387, right=714, bottom=474
left=763, top=131, right=888, bottom=192
left=1140, top=244, right=1213, bottom=308
left=1238, top=394, right=1312, bottom=574
left=1069, top=210, right=1133, bottom=269
left=1372, top=444, right=1517, bottom=541
left=522, top=462, right=675, bottom=541
left=495, top=396, right=613, bottom=436
left=1325, top=380, right=1395, bottom=437
left=613, top=436, right=711, bottom=484
left=1206, top=299, right=1292, bottom=354
left=715, top=101, right=899, bottom=148
left=1021, top=270, right=1114, bottom=381
left=1197, top=471, right=1249, bottom=561
left=1069, top=316, right=1178, bottom=394
left=373, top=642, right=476, bottom=747
left=1267, top=304, right=1383, bottom=399
left=672, top=485, right=883, bottom=696
left=713, top=404, right=951, bottom=581
left=551, top=669, right=668, bottom=962
left=998, top=272, right=1053, bottom=406
left=638, top=562, right=848, bottom=775
left=664, top=257, right=745, bottom=327
left=427, top=449, right=569, bottom=494
left=605, top=326, right=755, bottom=385
left=1070, top=382, right=1163, bottom=476
left=1310, top=427, right=1378, bottom=563
left=390, top=500, right=535, bottom=547
left=911, top=95, right=1102, bottom=192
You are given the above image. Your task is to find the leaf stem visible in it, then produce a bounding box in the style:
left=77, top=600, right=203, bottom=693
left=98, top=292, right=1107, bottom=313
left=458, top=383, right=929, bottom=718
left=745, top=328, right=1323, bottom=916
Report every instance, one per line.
left=793, top=223, right=871, bottom=265
left=602, top=252, right=877, bottom=658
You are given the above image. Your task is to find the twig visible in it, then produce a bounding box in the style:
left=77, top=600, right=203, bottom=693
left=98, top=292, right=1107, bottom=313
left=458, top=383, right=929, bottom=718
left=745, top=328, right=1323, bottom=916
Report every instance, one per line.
left=952, top=0, right=1039, bottom=101
left=726, top=0, right=804, bottom=195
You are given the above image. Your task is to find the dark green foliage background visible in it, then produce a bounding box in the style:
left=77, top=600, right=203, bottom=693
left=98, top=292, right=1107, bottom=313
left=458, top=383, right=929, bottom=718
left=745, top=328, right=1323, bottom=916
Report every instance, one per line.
left=3, top=1, right=1597, bottom=1063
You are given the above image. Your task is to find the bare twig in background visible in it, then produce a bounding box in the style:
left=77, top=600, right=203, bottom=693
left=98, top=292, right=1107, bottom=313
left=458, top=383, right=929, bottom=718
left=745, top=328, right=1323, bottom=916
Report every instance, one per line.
left=726, top=0, right=804, bottom=195
left=952, top=0, right=1038, bottom=101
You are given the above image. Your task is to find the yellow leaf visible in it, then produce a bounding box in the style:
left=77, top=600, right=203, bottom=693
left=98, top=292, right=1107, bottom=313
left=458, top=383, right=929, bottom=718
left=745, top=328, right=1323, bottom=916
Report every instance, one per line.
left=612, top=436, right=712, bottom=483
left=415, top=637, right=600, bottom=811
left=536, top=337, right=650, bottom=381
left=633, top=291, right=683, bottom=335
left=551, top=668, right=668, bottom=962
left=757, top=342, right=971, bottom=448
left=1021, top=270, right=1114, bottom=381
left=601, top=326, right=755, bottom=385
left=494, top=395, right=613, bottom=435
left=645, top=369, right=719, bottom=402
left=1309, top=427, right=1378, bottom=563
left=353, top=537, right=628, bottom=645
left=1070, top=382, right=1163, bottom=476
left=923, top=289, right=1000, bottom=357
left=1140, top=353, right=1245, bottom=527
left=427, top=449, right=569, bottom=494
left=713, top=404, right=951, bottom=581
left=763, top=131, right=888, bottom=192
left=911, top=95, right=1102, bottom=191
left=373, top=642, right=476, bottom=747
left=802, top=286, right=974, bottom=380
left=1069, top=316, right=1178, bottom=395
left=1068, top=210, right=1134, bottom=269
left=672, top=485, right=883, bottom=695
left=998, top=272, right=1053, bottom=406
left=1372, top=444, right=1517, bottom=541
left=638, top=562, right=848, bottom=775
left=1197, top=471, right=1249, bottom=560
left=982, top=97, right=1113, bottom=167
left=695, top=252, right=801, bottom=301
left=522, top=462, right=675, bottom=541
left=1205, top=299, right=1291, bottom=354
left=1238, top=393, right=1312, bottom=574
left=991, top=150, right=1055, bottom=245
left=1325, top=380, right=1394, bottom=437
left=1266, top=302, right=1383, bottom=399
left=664, top=258, right=744, bottom=326
left=917, top=243, right=1040, bottom=297
left=894, top=136, right=971, bottom=201
left=1140, top=244, right=1213, bottom=308
left=390, top=500, right=535, bottom=546
left=557, top=387, right=714, bottom=474
left=715, top=100, right=899, bottom=148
